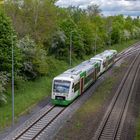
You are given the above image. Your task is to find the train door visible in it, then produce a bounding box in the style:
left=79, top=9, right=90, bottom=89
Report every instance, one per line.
left=94, top=69, right=97, bottom=81
left=103, top=61, right=106, bottom=71
left=105, top=60, right=108, bottom=70
left=80, top=78, right=84, bottom=95
left=93, top=70, right=95, bottom=82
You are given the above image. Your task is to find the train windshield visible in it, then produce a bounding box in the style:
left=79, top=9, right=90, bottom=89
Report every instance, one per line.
left=53, top=80, right=71, bottom=93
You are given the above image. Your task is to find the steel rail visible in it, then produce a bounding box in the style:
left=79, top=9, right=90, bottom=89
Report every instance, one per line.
left=114, top=57, right=140, bottom=140
left=93, top=52, right=140, bottom=140
left=31, top=107, right=65, bottom=140
left=14, top=105, right=55, bottom=140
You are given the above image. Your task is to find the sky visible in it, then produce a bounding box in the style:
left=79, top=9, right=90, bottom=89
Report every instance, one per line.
left=56, top=0, right=140, bottom=17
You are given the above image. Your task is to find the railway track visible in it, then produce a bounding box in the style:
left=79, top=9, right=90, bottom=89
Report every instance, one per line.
left=92, top=51, right=140, bottom=140
left=116, top=42, right=140, bottom=62
left=3, top=42, right=140, bottom=140
left=3, top=105, right=66, bottom=140
left=16, top=107, right=65, bottom=140
left=118, top=41, right=140, bottom=56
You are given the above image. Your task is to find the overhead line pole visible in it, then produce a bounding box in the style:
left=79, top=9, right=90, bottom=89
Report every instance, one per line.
left=12, top=34, right=15, bottom=126
left=95, top=28, right=97, bottom=55
left=11, top=0, right=16, bottom=126
left=70, top=32, right=72, bottom=67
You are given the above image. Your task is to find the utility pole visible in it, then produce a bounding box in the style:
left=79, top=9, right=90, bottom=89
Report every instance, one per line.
left=109, top=28, right=111, bottom=47
left=11, top=0, right=16, bottom=126
left=70, top=32, right=72, bottom=67
left=108, top=18, right=112, bottom=48
left=12, top=35, right=15, bottom=126
left=95, top=28, right=97, bottom=55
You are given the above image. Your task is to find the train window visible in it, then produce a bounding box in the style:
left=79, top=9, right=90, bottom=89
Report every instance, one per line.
left=85, top=71, right=94, bottom=84
left=74, top=82, right=80, bottom=92
left=103, top=61, right=106, bottom=68
left=53, top=80, right=71, bottom=93
left=96, top=66, right=100, bottom=73
left=108, top=58, right=113, bottom=64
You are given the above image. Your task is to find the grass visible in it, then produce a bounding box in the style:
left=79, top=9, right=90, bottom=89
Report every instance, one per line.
left=135, top=112, right=140, bottom=140
left=0, top=39, right=139, bottom=130
left=96, top=39, right=139, bottom=54
left=109, top=40, right=138, bottom=53
left=0, top=77, right=52, bottom=129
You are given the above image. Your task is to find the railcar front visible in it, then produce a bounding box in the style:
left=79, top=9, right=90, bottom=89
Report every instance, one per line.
left=90, top=56, right=106, bottom=74
left=51, top=77, right=76, bottom=106
left=103, top=50, right=117, bottom=67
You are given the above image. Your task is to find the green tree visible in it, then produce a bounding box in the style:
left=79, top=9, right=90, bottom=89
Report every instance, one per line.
left=0, top=11, right=21, bottom=104
left=59, top=17, right=85, bottom=59
left=50, top=30, right=67, bottom=59
left=5, top=0, right=57, bottom=43
left=0, top=11, right=21, bottom=73
left=19, top=36, right=48, bottom=80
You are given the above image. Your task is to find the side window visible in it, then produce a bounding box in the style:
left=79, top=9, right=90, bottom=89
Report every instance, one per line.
left=109, top=58, right=113, bottom=64
left=96, top=66, right=100, bottom=73
left=74, top=82, right=80, bottom=92
left=103, top=61, right=106, bottom=68
left=85, top=71, right=94, bottom=84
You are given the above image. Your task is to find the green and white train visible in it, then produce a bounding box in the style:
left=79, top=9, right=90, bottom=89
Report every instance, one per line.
left=51, top=50, right=117, bottom=105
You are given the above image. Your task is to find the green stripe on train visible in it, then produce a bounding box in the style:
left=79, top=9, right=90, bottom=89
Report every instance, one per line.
left=80, top=71, right=86, bottom=78
left=52, top=94, right=79, bottom=106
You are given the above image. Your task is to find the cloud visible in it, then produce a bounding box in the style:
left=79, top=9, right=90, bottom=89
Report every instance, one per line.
left=55, top=0, right=140, bottom=16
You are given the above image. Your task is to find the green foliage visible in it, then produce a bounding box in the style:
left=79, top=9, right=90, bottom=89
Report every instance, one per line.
left=58, top=15, right=85, bottom=59
left=19, top=36, right=48, bottom=79
left=0, top=11, right=21, bottom=73
left=5, top=0, right=57, bottom=42
left=4, top=2, right=140, bottom=61
left=135, top=113, right=140, bottom=140
left=50, top=30, right=67, bottom=59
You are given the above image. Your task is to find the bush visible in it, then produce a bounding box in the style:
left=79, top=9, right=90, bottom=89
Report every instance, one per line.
left=19, top=36, right=49, bottom=80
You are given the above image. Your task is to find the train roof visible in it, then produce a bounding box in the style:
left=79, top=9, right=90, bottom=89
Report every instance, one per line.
left=90, top=54, right=107, bottom=61
left=54, top=59, right=100, bottom=81
left=53, top=50, right=117, bottom=82
left=91, top=50, right=117, bottom=62
left=106, top=49, right=117, bottom=54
